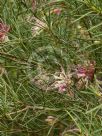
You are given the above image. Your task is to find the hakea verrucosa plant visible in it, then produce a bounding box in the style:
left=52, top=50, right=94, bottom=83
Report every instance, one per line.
left=0, top=21, right=10, bottom=42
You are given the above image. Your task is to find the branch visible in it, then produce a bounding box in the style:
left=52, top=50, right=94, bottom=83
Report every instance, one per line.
left=0, top=51, right=36, bottom=66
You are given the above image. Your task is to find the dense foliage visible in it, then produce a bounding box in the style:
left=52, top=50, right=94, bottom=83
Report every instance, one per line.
left=0, top=0, right=102, bottom=136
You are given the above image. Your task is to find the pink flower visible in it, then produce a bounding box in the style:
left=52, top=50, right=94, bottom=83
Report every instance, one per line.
left=0, top=22, right=10, bottom=42
left=52, top=8, right=62, bottom=15
left=76, top=61, right=95, bottom=81
left=58, top=83, right=67, bottom=93
left=76, top=66, right=87, bottom=78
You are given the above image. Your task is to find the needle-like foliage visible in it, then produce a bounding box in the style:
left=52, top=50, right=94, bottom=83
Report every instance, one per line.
left=0, top=0, right=102, bottom=136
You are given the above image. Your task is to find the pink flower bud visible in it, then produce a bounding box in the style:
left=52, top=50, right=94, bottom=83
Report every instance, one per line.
left=0, top=22, right=10, bottom=42
left=52, top=8, right=61, bottom=15
left=76, top=66, right=87, bottom=78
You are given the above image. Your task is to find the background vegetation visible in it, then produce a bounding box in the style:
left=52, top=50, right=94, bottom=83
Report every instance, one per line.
left=0, top=0, right=102, bottom=135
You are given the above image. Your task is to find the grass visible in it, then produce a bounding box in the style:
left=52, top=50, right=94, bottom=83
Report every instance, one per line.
left=0, top=0, right=102, bottom=136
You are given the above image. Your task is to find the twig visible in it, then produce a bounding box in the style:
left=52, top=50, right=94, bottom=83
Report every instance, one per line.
left=5, top=105, right=62, bottom=117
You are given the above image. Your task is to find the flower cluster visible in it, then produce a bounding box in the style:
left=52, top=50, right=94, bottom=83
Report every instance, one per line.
left=31, top=61, right=95, bottom=95
left=53, top=67, right=72, bottom=93
left=53, top=61, right=95, bottom=94
left=0, top=21, right=10, bottom=42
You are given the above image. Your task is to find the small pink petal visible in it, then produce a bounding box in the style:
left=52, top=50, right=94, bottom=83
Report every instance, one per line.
left=52, top=8, right=61, bottom=15
left=76, top=66, right=87, bottom=78
left=58, top=83, right=67, bottom=93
